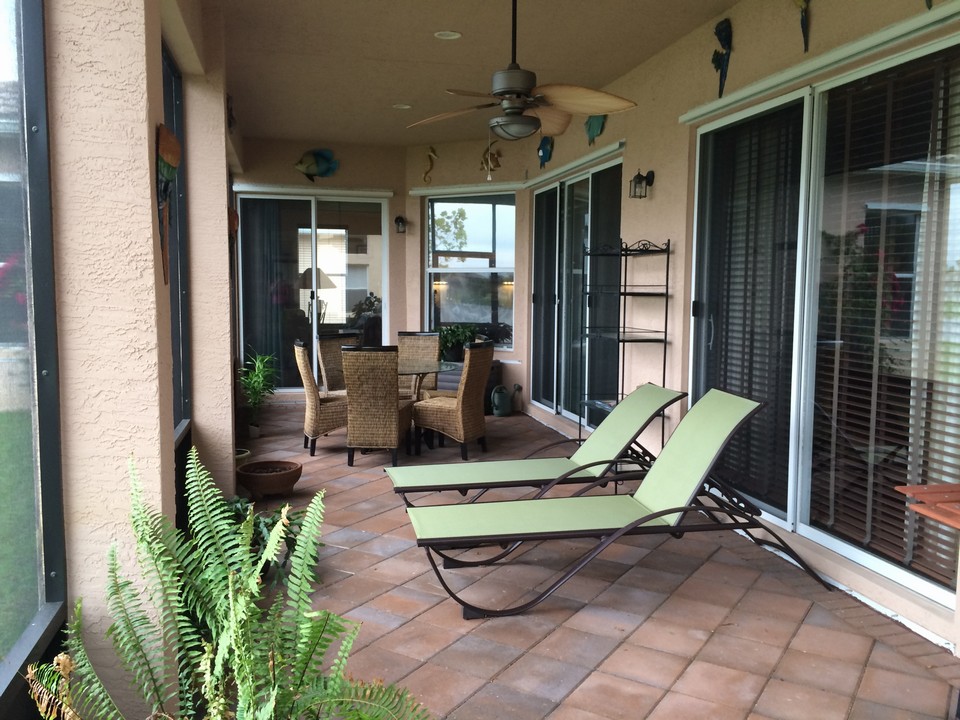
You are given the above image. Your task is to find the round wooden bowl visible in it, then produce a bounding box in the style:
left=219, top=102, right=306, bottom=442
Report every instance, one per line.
left=236, top=460, right=302, bottom=499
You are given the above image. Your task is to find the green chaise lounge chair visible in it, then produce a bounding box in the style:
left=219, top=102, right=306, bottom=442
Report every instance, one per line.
left=405, top=388, right=830, bottom=618
left=386, top=383, right=686, bottom=504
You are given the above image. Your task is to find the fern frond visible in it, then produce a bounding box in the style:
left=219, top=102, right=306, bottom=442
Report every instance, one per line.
left=104, top=546, right=173, bottom=714
left=24, top=657, right=81, bottom=720
left=184, top=447, right=249, bottom=606
left=279, top=490, right=326, bottom=661
left=298, top=677, right=434, bottom=720
left=60, top=605, right=126, bottom=720
left=127, top=466, right=200, bottom=715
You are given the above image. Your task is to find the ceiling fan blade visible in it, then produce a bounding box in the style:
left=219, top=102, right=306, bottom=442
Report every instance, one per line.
left=534, top=84, right=636, bottom=115
left=446, top=88, right=495, bottom=98
left=524, top=106, right=572, bottom=136
left=407, top=102, right=499, bottom=129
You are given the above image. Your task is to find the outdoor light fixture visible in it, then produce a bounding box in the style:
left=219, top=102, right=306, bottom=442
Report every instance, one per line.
left=394, top=215, right=407, bottom=233
left=629, top=169, right=655, bottom=199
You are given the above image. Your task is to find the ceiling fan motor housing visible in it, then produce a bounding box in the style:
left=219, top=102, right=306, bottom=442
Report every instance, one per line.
left=492, top=63, right=537, bottom=97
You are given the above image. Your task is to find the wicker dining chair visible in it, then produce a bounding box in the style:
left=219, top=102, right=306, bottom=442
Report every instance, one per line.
left=413, top=339, right=494, bottom=461
left=342, top=345, right=414, bottom=467
left=316, top=331, right=360, bottom=397
left=397, top=331, right=440, bottom=400
left=293, top=340, right=348, bottom=456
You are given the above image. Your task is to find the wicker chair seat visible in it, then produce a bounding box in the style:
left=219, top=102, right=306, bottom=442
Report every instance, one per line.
left=420, top=389, right=456, bottom=400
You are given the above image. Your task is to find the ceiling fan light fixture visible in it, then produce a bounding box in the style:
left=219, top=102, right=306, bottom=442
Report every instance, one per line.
left=433, top=30, right=462, bottom=40
left=489, top=114, right=540, bottom=140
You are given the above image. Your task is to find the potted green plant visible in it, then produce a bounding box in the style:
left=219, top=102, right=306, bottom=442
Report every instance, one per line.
left=25, top=448, right=431, bottom=720
left=436, top=323, right=477, bottom=362
left=238, top=352, right=277, bottom=437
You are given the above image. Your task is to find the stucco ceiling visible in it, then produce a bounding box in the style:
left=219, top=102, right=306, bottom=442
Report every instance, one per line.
left=224, top=0, right=741, bottom=148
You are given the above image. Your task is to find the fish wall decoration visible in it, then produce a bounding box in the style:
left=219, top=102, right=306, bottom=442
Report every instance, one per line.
left=793, top=0, right=810, bottom=52
left=537, top=136, right=554, bottom=168
left=584, top=115, right=606, bottom=145
left=712, top=18, right=733, bottom=98
left=295, top=149, right=339, bottom=181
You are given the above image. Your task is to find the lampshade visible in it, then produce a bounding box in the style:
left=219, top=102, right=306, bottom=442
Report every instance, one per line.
left=298, top=267, right=336, bottom=290
left=489, top=114, right=540, bottom=141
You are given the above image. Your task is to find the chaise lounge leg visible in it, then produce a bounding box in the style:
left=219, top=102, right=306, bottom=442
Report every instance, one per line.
left=460, top=443, right=468, bottom=461
left=304, top=434, right=309, bottom=449
left=462, top=606, right=488, bottom=620
left=309, top=438, right=317, bottom=456
left=391, top=448, right=399, bottom=466
left=347, top=448, right=355, bottom=466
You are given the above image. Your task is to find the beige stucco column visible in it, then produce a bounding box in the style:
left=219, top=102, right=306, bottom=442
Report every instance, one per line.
left=183, top=0, right=236, bottom=491
left=45, top=0, right=172, bottom=714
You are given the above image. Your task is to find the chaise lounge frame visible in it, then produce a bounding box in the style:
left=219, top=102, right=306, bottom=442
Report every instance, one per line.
left=405, top=389, right=831, bottom=619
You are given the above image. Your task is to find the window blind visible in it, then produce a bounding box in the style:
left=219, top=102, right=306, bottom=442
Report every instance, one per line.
left=812, top=50, right=960, bottom=589
left=695, top=101, right=804, bottom=513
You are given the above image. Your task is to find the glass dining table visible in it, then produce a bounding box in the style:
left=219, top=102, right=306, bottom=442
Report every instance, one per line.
left=398, top=359, right=458, bottom=400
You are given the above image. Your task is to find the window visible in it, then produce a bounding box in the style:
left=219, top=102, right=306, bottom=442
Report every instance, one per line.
left=427, top=194, right=515, bottom=347
left=0, top=0, right=66, bottom=709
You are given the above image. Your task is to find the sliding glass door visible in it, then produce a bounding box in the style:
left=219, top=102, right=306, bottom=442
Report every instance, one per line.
left=806, top=50, right=960, bottom=589
left=693, top=101, right=804, bottom=516
left=532, top=163, right=621, bottom=423
left=237, top=196, right=385, bottom=389
left=693, top=45, right=960, bottom=595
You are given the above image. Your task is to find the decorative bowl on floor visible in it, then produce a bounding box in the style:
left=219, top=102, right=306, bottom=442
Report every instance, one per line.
left=237, top=460, right=302, bottom=499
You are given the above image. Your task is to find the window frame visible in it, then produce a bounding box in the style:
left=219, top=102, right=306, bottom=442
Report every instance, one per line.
left=0, top=0, right=67, bottom=710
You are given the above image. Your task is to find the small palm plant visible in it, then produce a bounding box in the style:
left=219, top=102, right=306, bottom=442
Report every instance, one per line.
left=239, top=352, right=277, bottom=429
left=25, top=447, right=431, bottom=720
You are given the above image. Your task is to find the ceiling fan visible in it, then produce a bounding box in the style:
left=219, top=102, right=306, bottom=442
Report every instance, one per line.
left=408, top=0, right=636, bottom=140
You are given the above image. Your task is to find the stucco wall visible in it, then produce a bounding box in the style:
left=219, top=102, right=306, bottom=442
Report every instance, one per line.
left=45, top=0, right=171, bottom=714
left=183, top=0, right=235, bottom=491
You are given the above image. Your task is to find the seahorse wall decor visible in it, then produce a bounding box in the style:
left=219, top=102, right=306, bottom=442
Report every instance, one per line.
left=423, top=146, right=438, bottom=184
left=481, top=140, right=501, bottom=176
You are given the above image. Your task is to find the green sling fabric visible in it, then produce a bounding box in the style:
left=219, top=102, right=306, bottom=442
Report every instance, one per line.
left=407, top=389, right=761, bottom=544
left=387, top=383, right=685, bottom=492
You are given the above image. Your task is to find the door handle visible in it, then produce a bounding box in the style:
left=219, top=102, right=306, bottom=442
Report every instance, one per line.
left=708, top=314, right=715, bottom=351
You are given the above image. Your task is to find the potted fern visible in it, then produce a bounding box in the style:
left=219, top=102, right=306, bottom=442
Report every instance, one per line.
left=239, top=352, right=277, bottom=438
left=25, top=447, right=431, bottom=720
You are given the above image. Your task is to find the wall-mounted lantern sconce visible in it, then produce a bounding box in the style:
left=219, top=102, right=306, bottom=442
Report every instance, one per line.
left=394, top=215, right=407, bottom=233
left=629, top=170, right=655, bottom=199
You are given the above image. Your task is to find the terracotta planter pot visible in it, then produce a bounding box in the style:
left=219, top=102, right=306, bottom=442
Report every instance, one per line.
left=237, top=460, right=302, bottom=499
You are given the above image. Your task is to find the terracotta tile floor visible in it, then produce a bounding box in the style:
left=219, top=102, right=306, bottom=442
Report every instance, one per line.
left=245, top=399, right=960, bottom=719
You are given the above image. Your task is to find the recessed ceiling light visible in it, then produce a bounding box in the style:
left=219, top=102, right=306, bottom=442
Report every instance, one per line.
left=434, top=30, right=462, bottom=40
left=392, top=103, right=412, bottom=110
